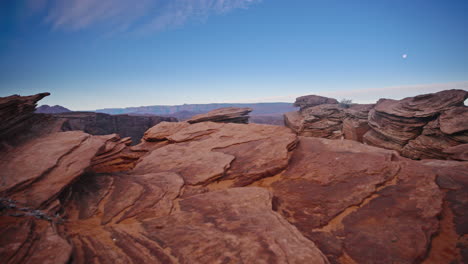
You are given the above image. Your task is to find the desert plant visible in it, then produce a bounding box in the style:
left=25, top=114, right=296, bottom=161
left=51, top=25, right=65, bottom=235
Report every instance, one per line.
left=339, top=98, right=353, bottom=108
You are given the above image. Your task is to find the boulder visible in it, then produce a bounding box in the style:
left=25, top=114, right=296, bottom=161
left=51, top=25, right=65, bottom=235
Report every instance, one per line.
left=187, top=107, right=252, bottom=124
left=294, top=95, right=339, bottom=111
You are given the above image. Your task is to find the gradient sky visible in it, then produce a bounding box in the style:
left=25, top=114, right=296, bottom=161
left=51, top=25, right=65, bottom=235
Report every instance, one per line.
left=1, top=0, right=467, bottom=110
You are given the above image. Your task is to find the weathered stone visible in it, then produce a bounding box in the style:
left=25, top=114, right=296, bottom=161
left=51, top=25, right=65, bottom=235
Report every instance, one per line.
left=187, top=107, right=252, bottom=124
left=294, top=95, right=339, bottom=111
left=134, top=122, right=297, bottom=186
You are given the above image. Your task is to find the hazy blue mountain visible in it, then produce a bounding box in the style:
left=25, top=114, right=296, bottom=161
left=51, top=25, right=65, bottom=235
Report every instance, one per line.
left=96, top=102, right=297, bottom=116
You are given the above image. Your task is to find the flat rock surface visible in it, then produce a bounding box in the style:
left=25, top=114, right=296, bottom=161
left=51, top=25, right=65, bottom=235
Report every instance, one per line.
left=134, top=122, right=297, bottom=186
left=256, top=137, right=445, bottom=263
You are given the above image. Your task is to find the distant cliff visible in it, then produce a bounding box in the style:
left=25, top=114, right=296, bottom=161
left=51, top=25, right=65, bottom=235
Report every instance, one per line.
left=96, top=102, right=297, bottom=116
left=54, top=112, right=177, bottom=144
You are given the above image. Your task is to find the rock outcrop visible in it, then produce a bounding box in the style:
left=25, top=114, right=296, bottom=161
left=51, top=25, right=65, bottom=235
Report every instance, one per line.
left=187, top=107, right=252, bottom=124
left=364, top=89, right=468, bottom=160
left=285, top=95, right=373, bottom=140
left=1, top=92, right=468, bottom=264
left=293, top=94, right=339, bottom=111
left=0, top=93, right=50, bottom=143
left=286, top=90, right=468, bottom=160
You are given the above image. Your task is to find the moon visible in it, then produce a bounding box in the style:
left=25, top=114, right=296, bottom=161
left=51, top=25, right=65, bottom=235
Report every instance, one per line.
left=402, top=54, right=408, bottom=59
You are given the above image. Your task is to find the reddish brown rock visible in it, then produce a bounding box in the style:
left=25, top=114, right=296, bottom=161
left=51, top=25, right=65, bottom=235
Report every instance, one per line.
left=0, top=216, right=72, bottom=264
left=285, top=101, right=373, bottom=141
left=0, top=131, right=116, bottom=209
left=420, top=160, right=468, bottom=263
left=255, top=137, right=443, bottom=263
left=62, top=176, right=329, bottom=263
left=143, top=121, right=190, bottom=141
left=443, top=144, right=468, bottom=161
left=342, top=104, right=374, bottom=141
left=364, top=89, right=468, bottom=160
left=373, top=89, right=467, bottom=118
left=134, top=122, right=297, bottom=187
left=187, top=107, right=252, bottom=124
left=142, top=188, right=329, bottom=264
left=294, top=94, right=339, bottom=111
left=439, top=106, right=468, bottom=135
left=0, top=93, right=52, bottom=146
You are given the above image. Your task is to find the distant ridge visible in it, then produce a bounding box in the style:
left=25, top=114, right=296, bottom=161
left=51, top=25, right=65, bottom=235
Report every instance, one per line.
left=35, top=104, right=71, bottom=114
left=95, top=102, right=297, bottom=116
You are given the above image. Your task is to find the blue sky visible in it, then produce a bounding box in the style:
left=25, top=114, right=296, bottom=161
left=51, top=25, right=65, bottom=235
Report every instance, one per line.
left=1, top=0, right=467, bottom=110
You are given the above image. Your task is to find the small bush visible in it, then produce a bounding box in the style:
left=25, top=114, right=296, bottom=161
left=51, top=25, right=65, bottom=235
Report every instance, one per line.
left=339, top=98, right=353, bottom=108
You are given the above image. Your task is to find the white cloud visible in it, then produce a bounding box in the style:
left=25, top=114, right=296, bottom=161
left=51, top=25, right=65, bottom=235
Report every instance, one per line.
left=27, top=0, right=260, bottom=33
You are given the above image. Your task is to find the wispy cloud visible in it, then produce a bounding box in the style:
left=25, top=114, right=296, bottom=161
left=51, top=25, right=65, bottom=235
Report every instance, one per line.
left=242, top=81, right=468, bottom=104
left=27, top=0, right=259, bottom=33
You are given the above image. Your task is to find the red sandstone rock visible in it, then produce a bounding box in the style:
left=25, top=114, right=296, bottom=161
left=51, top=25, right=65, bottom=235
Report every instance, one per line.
left=285, top=102, right=373, bottom=141
left=364, top=90, right=468, bottom=160
left=187, top=107, right=252, bottom=124
left=0, top=93, right=50, bottom=144
left=420, top=160, right=468, bottom=263
left=2, top=91, right=468, bottom=264
left=294, top=94, right=339, bottom=111
left=255, top=137, right=444, bottom=263
left=134, top=122, right=297, bottom=186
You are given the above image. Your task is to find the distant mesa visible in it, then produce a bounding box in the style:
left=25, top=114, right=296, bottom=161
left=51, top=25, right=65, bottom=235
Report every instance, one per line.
left=35, top=104, right=71, bottom=114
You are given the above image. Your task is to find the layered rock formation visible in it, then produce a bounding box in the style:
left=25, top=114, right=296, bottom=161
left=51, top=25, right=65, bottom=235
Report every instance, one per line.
left=285, top=95, right=373, bottom=140
left=0, top=93, right=50, bottom=143
left=187, top=107, right=252, bottom=124
left=364, top=89, right=468, bottom=160
left=286, top=90, right=468, bottom=160
left=1, top=92, right=468, bottom=264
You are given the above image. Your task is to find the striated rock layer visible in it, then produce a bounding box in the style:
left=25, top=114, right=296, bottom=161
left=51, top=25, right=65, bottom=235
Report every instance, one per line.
left=286, top=90, right=468, bottom=160
left=187, top=107, right=252, bottom=124
left=0, top=92, right=51, bottom=144
left=285, top=98, right=373, bottom=141
left=1, top=92, right=468, bottom=264
left=364, top=89, right=468, bottom=160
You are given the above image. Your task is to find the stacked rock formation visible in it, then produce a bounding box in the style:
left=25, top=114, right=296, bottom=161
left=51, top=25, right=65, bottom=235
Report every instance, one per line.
left=363, top=89, right=468, bottom=160
left=1, top=93, right=468, bottom=263
left=285, top=90, right=468, bottom=160
left=284, top=95, right=373, bottom=141
left=187, top=107, right=252, bottom=124
left=0, top=93, right=50, bottom=143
